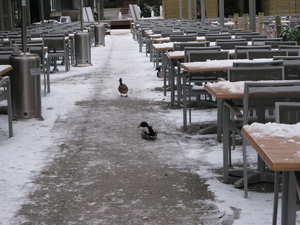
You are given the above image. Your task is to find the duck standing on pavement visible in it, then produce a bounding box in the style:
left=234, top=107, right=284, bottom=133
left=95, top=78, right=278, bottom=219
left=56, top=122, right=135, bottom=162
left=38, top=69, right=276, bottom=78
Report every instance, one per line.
left=118, top=78, right=128, bottom=97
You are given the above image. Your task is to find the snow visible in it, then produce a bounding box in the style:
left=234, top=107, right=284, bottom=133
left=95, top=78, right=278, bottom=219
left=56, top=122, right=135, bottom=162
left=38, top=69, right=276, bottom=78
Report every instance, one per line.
left=0, top=29, right=298, bottom=224
left=206, top=80, right=245, bottom=93
left=244, top=122, right=300, bottom=139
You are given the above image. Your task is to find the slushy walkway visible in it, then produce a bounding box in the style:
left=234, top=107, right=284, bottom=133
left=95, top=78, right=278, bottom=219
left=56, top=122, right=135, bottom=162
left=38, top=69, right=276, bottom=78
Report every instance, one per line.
left=1, top=29, right=275, bottom=225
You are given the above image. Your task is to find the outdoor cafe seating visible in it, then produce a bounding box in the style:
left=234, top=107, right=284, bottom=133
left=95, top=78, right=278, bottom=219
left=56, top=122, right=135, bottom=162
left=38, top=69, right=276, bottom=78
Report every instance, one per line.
left=131, top=14, right=300, bottom=224
left=272, top=102, right=300, bottom=225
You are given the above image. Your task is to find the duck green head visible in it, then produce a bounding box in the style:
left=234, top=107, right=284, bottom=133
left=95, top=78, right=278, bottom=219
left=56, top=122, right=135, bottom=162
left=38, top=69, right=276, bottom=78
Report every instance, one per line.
left=137, top=121, right=149, bottom=128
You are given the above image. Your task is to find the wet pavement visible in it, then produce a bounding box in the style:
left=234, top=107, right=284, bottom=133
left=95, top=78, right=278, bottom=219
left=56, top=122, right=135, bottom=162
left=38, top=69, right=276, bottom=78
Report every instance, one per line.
left=6, top=30, right=239, bottom=225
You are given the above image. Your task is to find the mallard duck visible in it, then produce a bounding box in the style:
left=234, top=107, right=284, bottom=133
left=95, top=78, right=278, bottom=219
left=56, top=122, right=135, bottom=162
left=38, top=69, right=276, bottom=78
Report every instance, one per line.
left=118, top=78, right=128, bottom=97
left=137, top=121, right=157, bottom=140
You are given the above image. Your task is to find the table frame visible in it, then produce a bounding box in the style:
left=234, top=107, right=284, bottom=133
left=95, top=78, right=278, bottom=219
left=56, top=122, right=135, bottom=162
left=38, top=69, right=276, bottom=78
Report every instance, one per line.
left=242, top=124, right=300, bottom=225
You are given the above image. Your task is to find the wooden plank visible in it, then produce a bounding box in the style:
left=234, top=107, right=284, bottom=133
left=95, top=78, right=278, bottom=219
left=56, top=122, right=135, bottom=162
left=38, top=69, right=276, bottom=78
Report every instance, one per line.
left=241, top=124, right=300, bottom=171
left=0, top=65, right=13, bottom=75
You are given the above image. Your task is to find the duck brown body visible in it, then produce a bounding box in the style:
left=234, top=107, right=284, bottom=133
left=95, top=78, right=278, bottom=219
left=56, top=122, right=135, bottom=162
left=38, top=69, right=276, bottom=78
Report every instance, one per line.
left=118, top=78, right=128, bottom=97
left=137, top=121, right=157, bottom=140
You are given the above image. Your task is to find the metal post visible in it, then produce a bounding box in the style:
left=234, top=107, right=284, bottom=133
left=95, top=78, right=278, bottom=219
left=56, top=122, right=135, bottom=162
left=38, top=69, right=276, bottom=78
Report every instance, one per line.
left=40, top=0, right=44, bottom=24
left=26, top=0, right=31, bottom=25
left=179, top=0, right=182, bottom=21
left=219, top=0, right=224, bottom=28
left=8, top=1, right=13, bottom=29
left=194, top=0, right=197, bottom=21
left=100, top=0, right=104, bottom=20
left=249, top=0, right=256, bottom=32
left=188, top=0, right=192, bottom=22
left=21, top=0, right=27, bottom=53
left=97, top=0, right=100, bottom=23
left=80, top=0, right=83, bottom=31
left=201, top=0, right=205, bottom=25
left=94, top=0, right=105, bottom=46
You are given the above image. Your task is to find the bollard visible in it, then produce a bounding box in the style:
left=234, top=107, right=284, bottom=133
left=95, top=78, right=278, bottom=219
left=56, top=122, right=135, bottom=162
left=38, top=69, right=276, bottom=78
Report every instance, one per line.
left=94, top=24, right=106, bottom=46
left=9, top=52, right=42, bottom=120
left=75, top=31, right=92, bottom=67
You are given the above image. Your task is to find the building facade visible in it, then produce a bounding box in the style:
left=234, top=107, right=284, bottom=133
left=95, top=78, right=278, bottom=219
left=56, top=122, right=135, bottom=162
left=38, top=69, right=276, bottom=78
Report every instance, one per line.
left=1, top=0, right=300, bottom=31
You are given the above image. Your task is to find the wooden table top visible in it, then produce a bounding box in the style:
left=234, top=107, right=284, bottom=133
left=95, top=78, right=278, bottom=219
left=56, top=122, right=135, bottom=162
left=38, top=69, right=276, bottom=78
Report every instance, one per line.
left=242, top=123, right=300, bottom=171
left=148, top=34, right=162, bottom=38
left=167, top=49, right=235, bottom=60
left=0, top=65, right=13, bottom=75
left=152, top=42, right=174, bottom=50
left=180, top=58, right=281, bottom=73
left=204, top=80, right=300, bottom=100
left=204, top=80, right=245, bottom=99
left=180, top=59, right=250, bottom=73
left=152, top=36, right=207, bottom=43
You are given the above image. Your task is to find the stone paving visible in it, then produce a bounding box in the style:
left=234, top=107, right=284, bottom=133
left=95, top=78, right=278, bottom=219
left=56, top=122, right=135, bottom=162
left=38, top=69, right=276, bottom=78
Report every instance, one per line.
left=6, top=30, right=239, bottom=225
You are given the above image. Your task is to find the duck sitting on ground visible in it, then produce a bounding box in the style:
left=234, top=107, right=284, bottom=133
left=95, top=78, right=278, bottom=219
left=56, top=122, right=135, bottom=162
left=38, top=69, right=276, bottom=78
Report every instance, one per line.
left=118, top=78, right=128, bottom=97
left=156, top=66, right=163, bottom=78
left=137, top=121, right=157, bottom=140
left=156, top=66, right=168, bottom=79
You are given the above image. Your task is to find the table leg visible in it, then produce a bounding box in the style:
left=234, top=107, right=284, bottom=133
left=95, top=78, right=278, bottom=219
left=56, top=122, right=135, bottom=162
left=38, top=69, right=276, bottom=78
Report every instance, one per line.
left=281, top=171, right=300, bottom=225
left=6, top=80, right=13, bottom=137
left=272, top=171, right=280, bottom=225
left=282, top=172, right=294, bottom=225
left=177, top=64, right=182, bottom=107
left=162, top=50, right=167, bottom=96
left=138, top=31, right=143, bottom=52
left=223, top=103, right=230, bottom=183
left=223, top=102, right=260, bottom=188
left=149, top=39, right=153, bottom=62
left=146, top=37, right=149, bottom=57
left=170, top=59, right=175, bottom=106
left=217, top=99, right=222, bottom=142
left=182, top=73, right=187, bottom=131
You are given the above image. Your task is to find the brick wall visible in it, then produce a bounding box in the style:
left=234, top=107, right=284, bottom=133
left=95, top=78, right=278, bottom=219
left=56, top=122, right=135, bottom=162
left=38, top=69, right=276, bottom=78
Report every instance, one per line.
left=162, top=0, right=196, bottom=19
left=262, top=0, right=300, bottom=15
left=205, top=0, right=218, bottom=18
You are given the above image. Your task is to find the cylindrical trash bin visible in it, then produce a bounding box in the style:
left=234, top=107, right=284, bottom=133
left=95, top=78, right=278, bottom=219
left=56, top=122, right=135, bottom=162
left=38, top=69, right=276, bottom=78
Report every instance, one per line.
left=94, top=24, right=105, bottom=46
left=75, top=31, right=92, bottom=67
left=9, top=52, right=42, bottom=120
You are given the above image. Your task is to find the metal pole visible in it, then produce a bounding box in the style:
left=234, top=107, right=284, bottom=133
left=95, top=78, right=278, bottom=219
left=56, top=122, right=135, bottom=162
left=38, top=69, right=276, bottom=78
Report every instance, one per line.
left=0, top=1, right=3, bottom=30
left=188, top=0, right=192, bottom=22
left=100, top=0, right=104, bottom=20
left=21, top=0, right=27, bottom=53
left=40, top=0, right=44, bottom=24
left=179, top=0, right=182, bottom=21
left=80, top=0, right=83, bottom=31
left=97, top=0, right=100, bottom=23
left=249, top=0, right=256, bottom=32
left=201, top=0, right=205, bottom=25
left=194, top=0, right=197, bottom=21
left=219, top=0, right=224, bottom=28
left=26, top=0, right=31, bottom=25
